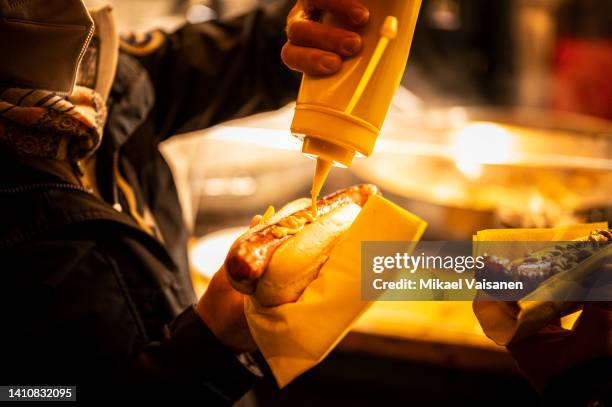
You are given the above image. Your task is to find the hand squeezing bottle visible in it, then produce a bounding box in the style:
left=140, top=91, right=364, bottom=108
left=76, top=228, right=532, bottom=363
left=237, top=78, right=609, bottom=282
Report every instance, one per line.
left=290, top=0, right=423, bottom=214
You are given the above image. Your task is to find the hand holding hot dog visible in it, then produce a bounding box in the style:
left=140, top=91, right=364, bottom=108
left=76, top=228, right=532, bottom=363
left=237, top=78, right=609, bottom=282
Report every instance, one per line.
left=195, top=215, right=265, bottom=354
left=507, top=301, right=612, bottom=395
left=195, top=185, right=379, bottom=353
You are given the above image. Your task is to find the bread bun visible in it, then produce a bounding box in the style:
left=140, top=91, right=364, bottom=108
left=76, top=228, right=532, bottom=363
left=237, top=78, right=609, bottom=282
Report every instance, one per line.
left=254, top=202, right=361, bottom=306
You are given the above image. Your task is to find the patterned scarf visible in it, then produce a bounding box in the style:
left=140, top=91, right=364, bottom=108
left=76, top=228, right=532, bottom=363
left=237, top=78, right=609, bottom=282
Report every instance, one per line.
left=0, top=85, right=106, bottom=162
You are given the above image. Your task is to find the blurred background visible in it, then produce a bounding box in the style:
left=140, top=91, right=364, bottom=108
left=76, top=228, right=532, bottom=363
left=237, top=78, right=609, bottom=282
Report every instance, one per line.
left=88, top=0, right=611, bottom=405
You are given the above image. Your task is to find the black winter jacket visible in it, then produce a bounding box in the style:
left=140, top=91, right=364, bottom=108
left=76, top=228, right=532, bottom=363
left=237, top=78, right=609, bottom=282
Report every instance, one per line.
left=0, top=2, right=298, bottom=403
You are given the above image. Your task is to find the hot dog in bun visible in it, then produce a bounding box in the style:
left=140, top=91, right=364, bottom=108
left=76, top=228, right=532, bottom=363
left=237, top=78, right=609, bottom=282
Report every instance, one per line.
left=225, top=184, right=381, bottom=307
left=480, top=229, right=611, bottom=295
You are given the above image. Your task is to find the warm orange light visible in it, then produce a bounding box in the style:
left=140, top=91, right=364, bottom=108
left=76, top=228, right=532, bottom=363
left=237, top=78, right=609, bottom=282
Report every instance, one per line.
left=452, top=123, right=516, bottom=179
left=190, top=227, right=246, bottom=279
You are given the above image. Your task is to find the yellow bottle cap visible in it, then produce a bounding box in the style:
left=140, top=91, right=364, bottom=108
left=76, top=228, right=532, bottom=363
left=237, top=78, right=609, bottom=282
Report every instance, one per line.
left=302, top=137, right=356, bottom=168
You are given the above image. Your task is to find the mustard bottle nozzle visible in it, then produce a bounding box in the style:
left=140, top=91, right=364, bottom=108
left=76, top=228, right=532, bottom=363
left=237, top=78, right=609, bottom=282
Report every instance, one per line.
left=310, top=158, right=333, bottom=216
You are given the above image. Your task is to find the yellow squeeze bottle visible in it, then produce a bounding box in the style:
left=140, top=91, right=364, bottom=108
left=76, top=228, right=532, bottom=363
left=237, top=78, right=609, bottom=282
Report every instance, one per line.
left=290, top=0, right=422, bottom=214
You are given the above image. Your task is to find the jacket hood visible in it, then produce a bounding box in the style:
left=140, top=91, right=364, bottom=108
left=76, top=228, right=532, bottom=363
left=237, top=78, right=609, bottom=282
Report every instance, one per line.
left=0, top=1, right=118, bottom=99
left=0, top=0, right=94, bottom=95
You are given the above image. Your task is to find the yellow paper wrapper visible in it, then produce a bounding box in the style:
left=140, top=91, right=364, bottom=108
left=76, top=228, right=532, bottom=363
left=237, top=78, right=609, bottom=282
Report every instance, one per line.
left=245, top=195, right=427, bottom=387
left=473, top=222, right=609, bottom=346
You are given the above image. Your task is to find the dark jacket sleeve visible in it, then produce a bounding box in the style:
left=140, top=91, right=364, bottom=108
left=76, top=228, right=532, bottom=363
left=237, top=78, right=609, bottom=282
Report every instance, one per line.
left=2, top=242, right=255, bottom=405
left=133, top=0, right=300, bottom=140
left=127, top=306, right=256, bottom=403
left=85, top=245, right=257, bottom=404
